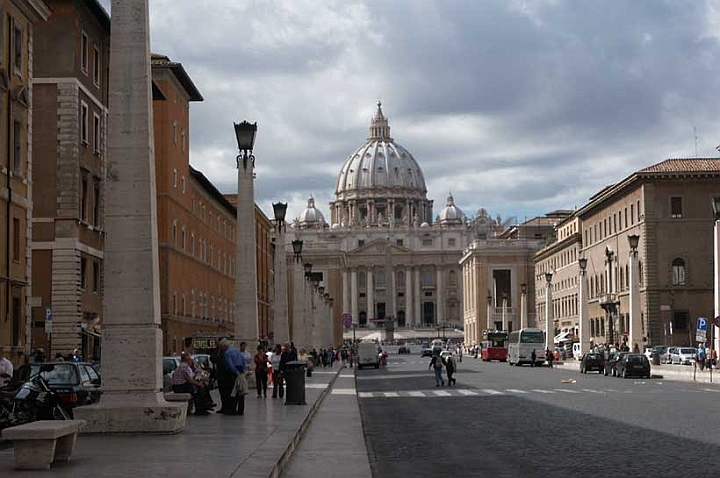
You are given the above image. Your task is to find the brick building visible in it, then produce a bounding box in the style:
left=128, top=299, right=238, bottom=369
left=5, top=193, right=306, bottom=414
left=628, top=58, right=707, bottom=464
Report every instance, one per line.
left=0, top=0, right=51, bottom=362
left=31, top=0, right=108, bottom=360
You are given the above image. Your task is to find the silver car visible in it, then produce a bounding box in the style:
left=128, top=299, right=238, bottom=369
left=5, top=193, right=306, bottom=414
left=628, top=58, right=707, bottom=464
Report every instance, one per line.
left=670, top=347, right=696, bottom=365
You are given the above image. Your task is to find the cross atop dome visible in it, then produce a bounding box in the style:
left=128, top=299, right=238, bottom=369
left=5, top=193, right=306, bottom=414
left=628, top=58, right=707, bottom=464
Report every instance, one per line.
left=369, top=101, right=391, bottom=140
left=446, top=192, right=455, bottom=206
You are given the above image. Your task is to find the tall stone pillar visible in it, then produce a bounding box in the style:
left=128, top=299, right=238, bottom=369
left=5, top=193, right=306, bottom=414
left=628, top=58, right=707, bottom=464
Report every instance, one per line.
left=343, top=269, right=350, bottom=315
left=413, top=266, right=421, bottom=325
left=74, top=0, right=185, bottom=433
left=545, top=277, right=553, bottom=351
left=390, top=268, right=397, bottom=318
left=366, top=269, right=374, bottom=320
left=486, top=297, right=493, bottom=331
left=629, top=246, right=642, bottom=352
left=234, top=158, right=259, bottom=345
left=501, top=299, right=508, bottom=331
left=520, top=290, right=528, bottom=329
left=273, top=229, right=289, bottom=344
left=291, top=259, right=304, bottom=346
left=351, top=268, right=358, bottom=325
left=406, top=267, right=413, bottom=325
left=436, top=268, right=444, bottom=324
left=578, top=266, right=590, bottom=355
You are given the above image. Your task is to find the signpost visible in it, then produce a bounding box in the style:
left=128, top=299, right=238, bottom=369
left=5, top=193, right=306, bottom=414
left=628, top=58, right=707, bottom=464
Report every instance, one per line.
left=696, top=317, right=708, bottom=343
left=341, top=313, right=352, bottom=327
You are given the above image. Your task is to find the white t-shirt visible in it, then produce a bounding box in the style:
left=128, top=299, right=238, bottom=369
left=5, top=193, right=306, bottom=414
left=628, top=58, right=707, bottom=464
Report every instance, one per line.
left=0, top=357, right=13, bottom=387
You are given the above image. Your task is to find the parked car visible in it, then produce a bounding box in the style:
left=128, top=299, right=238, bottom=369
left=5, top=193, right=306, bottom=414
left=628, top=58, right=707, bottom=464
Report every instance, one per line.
left=572, top=343, right=582, bottom=361
left=421, top=344, right=433, bottom=357
left=662, top=347, right=676, bottom=364
left=580, top=353, right=605, bottom=373
left=604, top=352, right=628, bottom=376
left=163, top=356, right=181, bottom=392
left=615, top=353, right=651, bottom=378
left=644, top=346, right=668, bottom=362
left=398, top=346, right=410, bottom=354
left=14, top=362, right=101, bottom=414
left=670, top=347, right=696, bottom=365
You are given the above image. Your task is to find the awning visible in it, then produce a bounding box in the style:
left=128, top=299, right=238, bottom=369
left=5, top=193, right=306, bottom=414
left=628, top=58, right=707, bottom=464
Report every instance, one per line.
left=554, top=331, right=571, bottom=344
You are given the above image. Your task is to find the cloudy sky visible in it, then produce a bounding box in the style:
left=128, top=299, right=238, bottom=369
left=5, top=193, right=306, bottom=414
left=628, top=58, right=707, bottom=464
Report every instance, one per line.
left=99, top=0, right=720, bottom=224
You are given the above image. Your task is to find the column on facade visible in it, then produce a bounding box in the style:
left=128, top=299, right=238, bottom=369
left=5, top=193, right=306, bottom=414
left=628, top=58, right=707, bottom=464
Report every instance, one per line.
left=486, top=296, right=492, bottom=332
left=545, top=280, right=553, bottom=350
left=406, top=200, right=412, bottom=227
left=388, top=199, right=395, bottom=227
left=520, top=290, right=528, bottom=330
left=405, top=266, right=413, bottom=325
left=578, top=267, right=589, bottom=355
left=501, top=299, right=507, bottom=331
left=414, top=266, right=421, bottom=325
left=342, top=269, right=350, bottom=315
left=350, top=268, right=358, bottom=325
left=436, top=268, right=444, bottom=324
left=366, top=268, right=374, bottom=320
left=390, top=267, right=397, bottom=319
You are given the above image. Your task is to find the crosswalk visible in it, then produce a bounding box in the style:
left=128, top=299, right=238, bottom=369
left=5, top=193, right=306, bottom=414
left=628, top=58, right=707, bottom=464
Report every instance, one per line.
left=352, top=386, right=720, bottom=398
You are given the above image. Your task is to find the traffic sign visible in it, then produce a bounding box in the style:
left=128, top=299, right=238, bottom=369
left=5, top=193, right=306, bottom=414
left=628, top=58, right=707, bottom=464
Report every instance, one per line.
left=45, top=308, right=53, bottom=334
left=714, top=316, right=720, bottom=328
left=341, top=313, right=352, bottom=327
left=696, top=317, right=708, bottom=342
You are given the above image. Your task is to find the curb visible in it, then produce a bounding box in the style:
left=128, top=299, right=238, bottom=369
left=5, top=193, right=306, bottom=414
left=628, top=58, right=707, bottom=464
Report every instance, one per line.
left=267, top=366, right=344, bottom=478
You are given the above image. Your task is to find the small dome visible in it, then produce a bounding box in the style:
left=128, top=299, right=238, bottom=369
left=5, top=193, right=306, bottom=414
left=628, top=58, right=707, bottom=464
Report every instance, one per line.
left=420, top=222, right=430, bottom=228
left=436, top=193, right=466, bottom=227
left=331, top=223, right=341, bottom=230
left=298, top=196, right=326, bottom=229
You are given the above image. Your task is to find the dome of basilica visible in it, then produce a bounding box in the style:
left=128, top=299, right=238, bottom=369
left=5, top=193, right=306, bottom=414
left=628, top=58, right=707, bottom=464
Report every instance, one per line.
left=334, top=103, right=427, bottom=201
left=436, top=193, right=466, bottom=227
left=298, top=196, right=326, bottom=229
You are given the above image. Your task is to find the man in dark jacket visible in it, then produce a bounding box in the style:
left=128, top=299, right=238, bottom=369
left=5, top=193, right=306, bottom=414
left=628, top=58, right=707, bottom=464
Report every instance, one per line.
left=211, top=338, right=234, bottom=414
left=445, top=354, right=457, bottom=386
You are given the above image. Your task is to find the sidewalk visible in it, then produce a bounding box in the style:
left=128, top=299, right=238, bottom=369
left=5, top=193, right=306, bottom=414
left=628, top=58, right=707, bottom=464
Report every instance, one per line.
left=554, top=360, right=720, bottom=384
left=281, top=368, right=372, bottom=478
left=0, top=363, right=344, bottom=478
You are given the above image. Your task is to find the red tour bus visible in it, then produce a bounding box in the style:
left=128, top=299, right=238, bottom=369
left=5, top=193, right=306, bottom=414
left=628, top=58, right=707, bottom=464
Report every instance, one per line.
left=481, top=330, right=509, bottom=362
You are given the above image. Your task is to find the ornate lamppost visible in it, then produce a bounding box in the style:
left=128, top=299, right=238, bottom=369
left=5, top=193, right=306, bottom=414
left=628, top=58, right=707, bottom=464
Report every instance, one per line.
left=545, top=271, right=553, bottom=351
left=628, top=234, right=642, bottom=352
left=272, top=202, right=289, bottom=345
left=520, top=283, right=528, bottom=329
left=233, top=121, right=259, bottom=345
left=578, top=257, right=589, bottom=355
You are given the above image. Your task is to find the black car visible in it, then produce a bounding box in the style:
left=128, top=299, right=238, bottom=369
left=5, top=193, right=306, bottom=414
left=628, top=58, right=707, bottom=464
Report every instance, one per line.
left=580, top=353, right=605, bottom=373
left=615, top=353, right=651, bottom=379
left=14, top=362, right=101, bottom=414
left=603, top=352, right=628, bottom=376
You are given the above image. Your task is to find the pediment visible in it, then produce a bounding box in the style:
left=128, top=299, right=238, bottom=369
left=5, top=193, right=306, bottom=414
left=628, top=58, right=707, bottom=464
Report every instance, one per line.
left=349, top=238, right=411, bottom=255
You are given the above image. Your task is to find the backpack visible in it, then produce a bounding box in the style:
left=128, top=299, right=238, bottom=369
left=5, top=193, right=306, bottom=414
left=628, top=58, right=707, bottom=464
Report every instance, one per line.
left=434, top=357, right=443, bottom=369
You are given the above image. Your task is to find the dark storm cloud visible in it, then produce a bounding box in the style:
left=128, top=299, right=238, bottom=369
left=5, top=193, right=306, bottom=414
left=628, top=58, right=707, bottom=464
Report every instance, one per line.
left=97, top=0, right=720, bottom=222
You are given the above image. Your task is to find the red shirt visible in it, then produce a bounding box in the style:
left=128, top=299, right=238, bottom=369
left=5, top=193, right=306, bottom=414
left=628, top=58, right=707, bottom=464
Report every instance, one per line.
left=254, top=353, right=268, bottom=373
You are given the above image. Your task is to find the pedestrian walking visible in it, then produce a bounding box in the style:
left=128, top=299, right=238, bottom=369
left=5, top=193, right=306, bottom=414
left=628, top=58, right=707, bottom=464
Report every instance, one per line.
left=270, top=344, right=283, bottom=399
left=429, top=352, right=445, bottom=387
left=212, top=338, right=234, bottom=414
left=0, top=348, right=13, bottom=388
left=254, top=345, right=269, bottom=398
left=226, top=340, right=249, bottom=415
left=445, top=353, right=457, bottom=386
left=545, top=348, right=553, bottom=368
left=530, top=349, right=537, bottom=367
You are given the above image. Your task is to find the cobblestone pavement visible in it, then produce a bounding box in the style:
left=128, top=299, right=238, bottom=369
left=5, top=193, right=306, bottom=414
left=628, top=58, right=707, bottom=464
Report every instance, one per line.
left=357, top=355, right=720, bottom=478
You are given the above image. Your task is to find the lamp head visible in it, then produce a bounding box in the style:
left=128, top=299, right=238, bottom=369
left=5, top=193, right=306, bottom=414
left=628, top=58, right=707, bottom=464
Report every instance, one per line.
left=292, top=239, right=303, bottom=256
left=233, top=121, right=257, bottom=152
left=521, top=283, right=527, bottom=294
left=713, top=197, right=720, bottom=221
left=627, top=234, right=640, bottom=251
left=578, top=257, right=588, bottom=271
left=272, top=202, right=288, bottom=223
left=545, top=271, right=553, bottom=283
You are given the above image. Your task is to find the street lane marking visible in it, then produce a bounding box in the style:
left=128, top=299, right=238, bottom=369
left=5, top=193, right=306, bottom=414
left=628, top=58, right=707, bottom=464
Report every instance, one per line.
left=605, top=389, right=619, bottom=392
left=356, top=374, right=429, bottom=380
left=383, top=392, right=399, bottom=397
left=408, top=391, right=426, bottom=397
left=457, top=389, right=479, bottom=396
left=702, top=388, right=720, bottom=393
left=331, top=388, right=356, bottom=395
left=531, top=389, right=555, bottom=394
left=433, top=390, right=452, bottom=397
left=505, top=389, right=528, bottom=394
left=306, top=384, right=329, bottom=389
left=482, top=389, right=504, bottom=395
left=358, top=392, right=374, bottom=398
left=582, top=389, right=605, bottom=394
left=554, top=389, right=579, bottom=394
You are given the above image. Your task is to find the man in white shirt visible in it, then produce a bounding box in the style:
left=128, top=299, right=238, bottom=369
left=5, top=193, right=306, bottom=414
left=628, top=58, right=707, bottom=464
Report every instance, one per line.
left=0, top=348, right=13, bottom=388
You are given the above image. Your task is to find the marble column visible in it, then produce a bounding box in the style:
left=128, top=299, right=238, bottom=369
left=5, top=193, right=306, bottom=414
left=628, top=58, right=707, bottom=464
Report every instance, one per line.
left=486, top=297, right=493, bottom=331
left=74, top=0, right=185, bottom=433
left=413, top=266, right=421, bottom=325
left=342, top=269, right=350, bottom=315
left=436, top=268, right=444, bottom=324
left=501, top=299, right=508, bottom=331
left=545, top=278, right=553, bottom=351
left=291, top=260, right=305, bottom=347
left=520, top=291, right=528, bottom=329
left=367, top=268, right=374, bottom=321
left=578, top=267, right=590, bottom=355
left=350, top=268, right=358, bottom=325
left=390, top=268, right=397, bottom=318
left=273, top=229, right=289, bottom=345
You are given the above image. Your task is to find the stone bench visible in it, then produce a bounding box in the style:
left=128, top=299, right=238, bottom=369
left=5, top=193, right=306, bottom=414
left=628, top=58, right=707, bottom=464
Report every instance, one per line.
left=1, top=420, right=86, bottom=470
left=164, top=392, right=192, bottom=415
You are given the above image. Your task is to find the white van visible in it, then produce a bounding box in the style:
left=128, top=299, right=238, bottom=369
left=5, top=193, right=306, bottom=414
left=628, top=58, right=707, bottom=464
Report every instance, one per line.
left=357, top=342, right=380, bottom=369
left=572, top=343, right=582, bottom=361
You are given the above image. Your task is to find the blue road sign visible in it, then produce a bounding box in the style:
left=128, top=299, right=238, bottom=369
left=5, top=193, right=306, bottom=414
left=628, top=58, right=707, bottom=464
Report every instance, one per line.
left=697, top=317, right=708, bottom=331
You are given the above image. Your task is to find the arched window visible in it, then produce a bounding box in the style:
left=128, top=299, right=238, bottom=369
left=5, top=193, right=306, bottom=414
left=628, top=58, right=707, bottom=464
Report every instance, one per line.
left=397, top=270, right=405, bottom=287
left=672, top=258, right=686, bottom=285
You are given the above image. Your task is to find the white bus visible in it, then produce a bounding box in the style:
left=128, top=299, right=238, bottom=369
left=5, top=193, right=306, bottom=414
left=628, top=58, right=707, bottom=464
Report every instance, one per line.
left=507, top=328, right=545, bottom=366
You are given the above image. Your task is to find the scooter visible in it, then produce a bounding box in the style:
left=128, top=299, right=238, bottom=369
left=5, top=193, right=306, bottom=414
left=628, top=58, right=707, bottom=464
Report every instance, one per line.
left=0, top=364, right=70, bottom=431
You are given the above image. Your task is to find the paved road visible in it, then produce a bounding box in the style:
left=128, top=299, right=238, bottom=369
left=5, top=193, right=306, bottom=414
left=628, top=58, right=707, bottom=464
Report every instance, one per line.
left=357, top=355, right=720, bottom=478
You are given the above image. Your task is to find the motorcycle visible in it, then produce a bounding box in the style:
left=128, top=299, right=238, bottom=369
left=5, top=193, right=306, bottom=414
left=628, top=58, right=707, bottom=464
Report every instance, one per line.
left=0, top=364, right=70, bottom=431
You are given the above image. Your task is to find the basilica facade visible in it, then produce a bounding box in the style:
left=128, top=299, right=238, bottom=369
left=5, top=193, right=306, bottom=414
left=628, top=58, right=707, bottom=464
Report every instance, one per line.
left=286, top=104, right=474, bottom=346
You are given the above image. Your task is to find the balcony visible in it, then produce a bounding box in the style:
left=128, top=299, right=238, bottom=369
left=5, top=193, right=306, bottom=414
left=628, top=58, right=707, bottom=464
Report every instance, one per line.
left=598, top=293, right=619, bottom=313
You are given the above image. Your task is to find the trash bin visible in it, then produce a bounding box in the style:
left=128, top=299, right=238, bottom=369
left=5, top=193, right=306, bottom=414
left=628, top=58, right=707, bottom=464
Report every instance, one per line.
left=284, top=360, right=307, bottom=405
left=651, top=351, right=660, bottom=366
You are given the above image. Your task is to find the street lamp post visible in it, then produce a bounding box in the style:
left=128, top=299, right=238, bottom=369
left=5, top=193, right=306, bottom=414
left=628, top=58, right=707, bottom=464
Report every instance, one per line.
left=578, top=257, right=589, bottom=356
left=600, top=247, right=619, bottom=346
left=290, top=239, right=303, bottom=344
left=233, top=121, right=259, bottom=346
left=501, top=296, right=508, bottom=332
left=520, top=283, right=528, bottom=330
left=545, top=271, right=553, bottom=351
left=272, top=202, right=289, bottom=345
left=628, top=234, right=642, bottom=352
left=301, top=262, right=312, bottom=350
left=328, top=297, right=335, bottom=347
left=712, top=197, right=720, bottom=363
